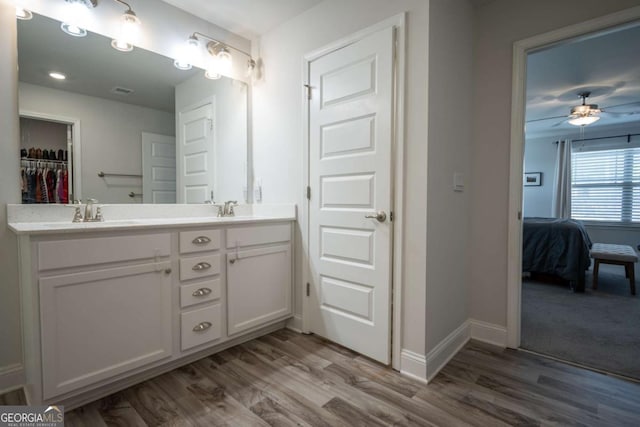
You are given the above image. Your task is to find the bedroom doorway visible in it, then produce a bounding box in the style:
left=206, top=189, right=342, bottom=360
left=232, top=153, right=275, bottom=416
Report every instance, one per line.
left=509, top=10, right=640, bottom=380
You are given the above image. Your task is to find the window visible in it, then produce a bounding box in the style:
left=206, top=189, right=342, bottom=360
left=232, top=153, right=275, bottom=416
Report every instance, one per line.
left=571, top=144, right=640, bottom=222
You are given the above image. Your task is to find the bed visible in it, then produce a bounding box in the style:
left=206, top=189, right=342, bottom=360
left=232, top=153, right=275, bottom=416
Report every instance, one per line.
left=522, top=217, right=592, bottom=292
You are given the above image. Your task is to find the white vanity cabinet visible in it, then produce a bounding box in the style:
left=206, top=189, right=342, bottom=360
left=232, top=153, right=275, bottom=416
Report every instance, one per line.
left=226, top=224, right=293, bottom=335
left=14, top=217, right=294, bottom=408
left=178, top=229, right=223, bottom=352
left=36, top=233, right=173, bottom=400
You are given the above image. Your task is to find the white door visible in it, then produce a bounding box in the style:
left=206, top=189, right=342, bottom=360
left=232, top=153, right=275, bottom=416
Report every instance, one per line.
left=142, top=132, right=176, bottom=203
left=177, top=102, right=215, bottom=203
left=308, top=27, right=395, bottom=364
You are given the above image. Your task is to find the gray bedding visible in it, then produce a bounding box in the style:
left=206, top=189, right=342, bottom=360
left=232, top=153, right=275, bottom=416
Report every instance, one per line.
left=522, top=217, right=592, bottom=291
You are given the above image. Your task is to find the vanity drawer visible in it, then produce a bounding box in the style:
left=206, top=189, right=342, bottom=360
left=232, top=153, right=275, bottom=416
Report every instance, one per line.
left=181, top=304, right=221, bottom=351
left=180, top=279, right=221, bottom=308
left=179, top=254, right=221, bottom=281
left=179, top=229, right=221, bottom=254
left=226, top=224, right=291, bottom=248
left=38, top=233, right=170, bottom=271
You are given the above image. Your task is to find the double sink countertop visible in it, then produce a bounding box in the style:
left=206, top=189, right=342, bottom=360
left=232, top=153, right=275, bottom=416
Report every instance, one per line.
left=7, top=203, right=296, bottom=235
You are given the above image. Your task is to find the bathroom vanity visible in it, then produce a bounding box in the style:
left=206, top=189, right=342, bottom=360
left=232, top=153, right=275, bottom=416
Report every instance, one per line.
left=8, top=204, right=295, bottom=408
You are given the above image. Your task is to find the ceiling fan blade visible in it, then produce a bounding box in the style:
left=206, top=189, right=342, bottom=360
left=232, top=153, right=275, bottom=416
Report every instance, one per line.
left=601, top=111, right=640, bottom=118
left=525, top=115, right=568, bottom=124
left=551, top=118, right=568, bottom=128
left=602, top=101, right=640, bottom=111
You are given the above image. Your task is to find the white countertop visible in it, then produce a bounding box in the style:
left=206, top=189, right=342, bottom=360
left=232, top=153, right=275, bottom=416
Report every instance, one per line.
left=7, top=204, right=296, bottom=235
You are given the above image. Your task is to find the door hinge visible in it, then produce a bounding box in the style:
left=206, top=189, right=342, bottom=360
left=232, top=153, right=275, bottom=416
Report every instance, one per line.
left=304, top=84, right=312, bottom=100
left=306, top=186, right=311, bottom=200
left=208, top=118, right=213, bottom=131
left=390, top=211, right=394, bottom=222
left=518, top=211, right=522, bottom=220
left=306, top=282, right=310, bottom=297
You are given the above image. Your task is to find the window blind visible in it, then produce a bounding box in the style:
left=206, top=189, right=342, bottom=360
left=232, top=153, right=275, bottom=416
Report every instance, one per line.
left=571, top=146, right=640, bottom=222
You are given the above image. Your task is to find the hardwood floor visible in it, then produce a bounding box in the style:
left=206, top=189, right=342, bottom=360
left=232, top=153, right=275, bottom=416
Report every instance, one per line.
left=66, top=330, right=640, bottom=426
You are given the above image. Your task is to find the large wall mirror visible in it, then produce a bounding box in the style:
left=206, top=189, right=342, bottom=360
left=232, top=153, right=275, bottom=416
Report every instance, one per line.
left=18, top=12, right=248, bottom=204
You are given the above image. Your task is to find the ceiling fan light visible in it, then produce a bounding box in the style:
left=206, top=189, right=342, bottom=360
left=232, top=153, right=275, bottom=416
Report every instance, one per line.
left=568, top=115, right=600, bottom=126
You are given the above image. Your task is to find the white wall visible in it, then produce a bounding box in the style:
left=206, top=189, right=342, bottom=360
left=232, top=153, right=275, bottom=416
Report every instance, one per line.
left=19, top=83, right=175, bottom=204
left=253, top=0, right=474, bottom=361
left=426, top=0, right=474, bottom=353
left=523, top=137, right=556, bottom=217
left=175, top=75, right=248, bottom=204
left=20, top=118, right=67, bottom=153
left=470, top=0, right=640, bottom=328
left=0, top=1, right=22, bottom=387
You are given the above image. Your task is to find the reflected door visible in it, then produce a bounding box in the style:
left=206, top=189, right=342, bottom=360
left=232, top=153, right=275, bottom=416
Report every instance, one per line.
left=308, top=26, right=395, bottom=364
left=142, top=132, right=176, bottom=203
left=177, top=102, right=215, bottom=203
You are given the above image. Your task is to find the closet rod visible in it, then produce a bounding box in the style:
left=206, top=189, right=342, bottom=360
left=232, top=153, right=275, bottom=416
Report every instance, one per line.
left=571, top=132, right=640, bottom=143
left=98, top=171, right=142, bottom=178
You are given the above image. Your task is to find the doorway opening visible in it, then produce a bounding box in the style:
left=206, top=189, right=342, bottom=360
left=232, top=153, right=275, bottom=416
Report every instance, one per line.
left=508, top=9, right=640, bottom=380
left=19, top=113, right=81, bottom=203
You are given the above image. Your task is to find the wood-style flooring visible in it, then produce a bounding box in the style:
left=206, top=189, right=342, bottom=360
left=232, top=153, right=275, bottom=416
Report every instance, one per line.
left=66, top=330, right=640, bottom=426
left=0, top=387, right=27, bottom=406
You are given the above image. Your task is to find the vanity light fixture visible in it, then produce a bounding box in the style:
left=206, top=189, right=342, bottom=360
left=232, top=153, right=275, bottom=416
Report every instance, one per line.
left=61, top=0, right=97, bottom=38
left=111, top=0, right=141, bottom=52
left=175, top=31, right=258, bottom=81
left=16, top=7, right=33, bottom=20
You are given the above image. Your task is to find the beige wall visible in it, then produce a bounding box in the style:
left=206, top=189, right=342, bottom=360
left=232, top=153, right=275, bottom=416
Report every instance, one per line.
left=470, top=0, right=640, bottom=327
left=0, top=1, right=22, bottom=382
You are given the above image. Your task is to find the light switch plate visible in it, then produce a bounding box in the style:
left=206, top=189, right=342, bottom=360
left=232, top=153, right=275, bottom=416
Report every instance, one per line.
left=453, top=172, right=464, bottom=192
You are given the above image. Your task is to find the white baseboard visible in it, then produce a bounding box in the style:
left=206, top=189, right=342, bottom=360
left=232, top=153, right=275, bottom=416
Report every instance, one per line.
left=468, top=319, right=507, bottom=347
left=400, top=320, right=471, bottom=384
left=425, top=321, right=470, bottom=382
left=285, top=314, right=303, bottom=333
left=399, top=349, right=427, bottom=383
left=0, top=364, right=24, bottom=393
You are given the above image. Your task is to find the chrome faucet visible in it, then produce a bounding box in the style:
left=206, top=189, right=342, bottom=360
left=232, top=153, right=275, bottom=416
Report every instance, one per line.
left=82, top=198, right=103, bottom=222
left=223, top=201, right=238, bottom=217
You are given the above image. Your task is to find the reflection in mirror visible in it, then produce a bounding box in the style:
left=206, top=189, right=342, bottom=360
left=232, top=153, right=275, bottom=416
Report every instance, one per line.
left=17, top=13, right=248, bottom=204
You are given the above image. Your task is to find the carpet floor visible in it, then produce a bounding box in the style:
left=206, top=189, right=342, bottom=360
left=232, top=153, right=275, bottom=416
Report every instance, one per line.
left=522, top=264, right=640, bottom=380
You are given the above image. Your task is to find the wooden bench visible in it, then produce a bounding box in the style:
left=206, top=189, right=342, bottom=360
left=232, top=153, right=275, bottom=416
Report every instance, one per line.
left=590, top=243, right=638, bottom=295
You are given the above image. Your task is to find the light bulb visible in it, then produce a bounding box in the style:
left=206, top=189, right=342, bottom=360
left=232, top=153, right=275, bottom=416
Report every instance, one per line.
left=61, top=1, right=89, bottom=37
left=174, top=36, right=199, bottom=70
left=111, top=11, right=140, bottom=52
left=216, top=48, right=232, bottom=76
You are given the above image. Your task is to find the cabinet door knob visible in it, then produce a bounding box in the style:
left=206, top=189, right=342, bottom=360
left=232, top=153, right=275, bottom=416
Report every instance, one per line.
left=192, top=262, right=212, bottom=271
left=193, top=321, right=212, bottom=332
left=192, top=287, right=212, bottom=297
left=192, top=236, right=211, bottom=245
left=229, top=259, right=236, bottom=264
left=164, top=268, right=172, bottom=275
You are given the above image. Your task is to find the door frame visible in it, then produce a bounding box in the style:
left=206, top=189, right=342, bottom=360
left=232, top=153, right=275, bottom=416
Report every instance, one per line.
left=301, top=13, right=406, bottom=370
left=506, top=6, right=640, bottom=348
left=19, top=110, right=82, bottom=201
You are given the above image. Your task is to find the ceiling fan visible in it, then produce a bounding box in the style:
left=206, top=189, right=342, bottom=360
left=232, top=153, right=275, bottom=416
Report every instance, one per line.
left=527, top=91, right=640, bottom=128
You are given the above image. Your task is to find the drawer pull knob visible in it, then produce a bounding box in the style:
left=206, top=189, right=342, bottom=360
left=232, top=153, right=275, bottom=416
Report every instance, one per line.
left=192, top=262, right=212, bottom=271
left=193, top=321, right=212, bottom=332
left=192, top=287, right=212, bottom=297
left=192, top=236, right=211, bottom=245
left=164, top=268, right=172, bottom=275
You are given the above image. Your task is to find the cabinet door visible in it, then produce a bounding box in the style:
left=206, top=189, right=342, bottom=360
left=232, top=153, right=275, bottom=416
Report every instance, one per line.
left=227, top=244, right=292, bottom=335
left=40, top=262, right=172, bottom=399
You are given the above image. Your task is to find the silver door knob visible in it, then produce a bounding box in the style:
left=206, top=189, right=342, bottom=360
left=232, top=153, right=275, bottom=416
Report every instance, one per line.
left=365, top=211, right=387, bottom=222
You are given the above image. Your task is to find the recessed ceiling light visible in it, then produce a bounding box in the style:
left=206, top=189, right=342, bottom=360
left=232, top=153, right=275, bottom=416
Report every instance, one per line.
left=49, top=72, right=67, bottom=80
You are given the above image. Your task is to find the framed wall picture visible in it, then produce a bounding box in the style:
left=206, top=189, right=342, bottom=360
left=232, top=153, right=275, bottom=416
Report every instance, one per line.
left=524, top=172, right=542, bottom=186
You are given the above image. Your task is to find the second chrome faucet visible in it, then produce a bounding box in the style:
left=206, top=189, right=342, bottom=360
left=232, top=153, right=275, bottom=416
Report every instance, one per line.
left=215, top=201, right=238, bottom=217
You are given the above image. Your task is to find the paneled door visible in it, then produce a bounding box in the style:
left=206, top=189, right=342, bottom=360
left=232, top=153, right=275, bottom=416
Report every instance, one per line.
left=177, top=102, right=215, bottom=203
left=142, top=132, right=176, bottom=203
left=308, top=26, right=395, bottom=364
